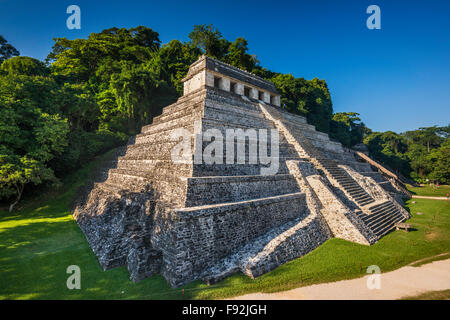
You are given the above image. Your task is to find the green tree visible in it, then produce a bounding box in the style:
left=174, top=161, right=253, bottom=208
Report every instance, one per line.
left=1, top=56, right=48, bottom=76
left=427, top=140, right=450, bottom=183
left=271, top=74, right=333, bottom=133
left=0, top=35, right=19, bottom=64
left=188, top=24, right=229, bottom=59
left=405, top=126, right=445, bottom=153
left=330, top=112, right=368, bottom=147
left=0, top=74, right=69, bottom=210
left=364, top=131, right=410, bottom=177
left=224, top=38, right=257, bottom=71
left=158, top=40, right=201, bottom=94
left=0, top=155, right=56, bottom=212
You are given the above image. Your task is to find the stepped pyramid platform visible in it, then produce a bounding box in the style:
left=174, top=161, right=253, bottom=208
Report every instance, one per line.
left=73, top=55, right=410, bottom=287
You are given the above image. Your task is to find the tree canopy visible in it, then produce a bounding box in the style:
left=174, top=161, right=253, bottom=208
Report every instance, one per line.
left=0, top=35, right=19, bottom=63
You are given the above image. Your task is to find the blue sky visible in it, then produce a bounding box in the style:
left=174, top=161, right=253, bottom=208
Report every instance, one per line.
left=1, top=0, right=449, bottom=132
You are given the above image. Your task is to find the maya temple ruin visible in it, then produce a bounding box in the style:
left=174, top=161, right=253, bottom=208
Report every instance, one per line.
left=73, top=55, right=411, bottom=287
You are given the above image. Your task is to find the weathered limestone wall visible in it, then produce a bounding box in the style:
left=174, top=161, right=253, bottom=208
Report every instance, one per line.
left=160, top=193, right=309, bottom=287
left=340, top=165, right=388, bottom=202
left=237, top=160, right=332, bottom=278
left=184, top=70, right=206, bottom=95
left=286, top=160, right=373, bottom=245
left=342, top=165, right=410, bottom=219
left=241, top=211, right=330, bottom=278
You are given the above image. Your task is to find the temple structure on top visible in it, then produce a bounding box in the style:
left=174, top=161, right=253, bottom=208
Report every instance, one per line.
left=182, top=55, right=281, bottom=106
left=73, top=55, right=411, bottom=288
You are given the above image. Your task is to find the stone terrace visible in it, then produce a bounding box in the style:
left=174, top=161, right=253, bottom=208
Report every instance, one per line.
left=73, top=55, right=410, bottom=287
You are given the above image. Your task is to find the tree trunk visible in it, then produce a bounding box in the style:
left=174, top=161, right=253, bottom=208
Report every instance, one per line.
left=9, top=183, right=24, bottom=213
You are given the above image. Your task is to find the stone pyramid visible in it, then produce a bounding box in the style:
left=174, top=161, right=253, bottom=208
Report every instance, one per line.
left=74, top=55, right=410, bottom=287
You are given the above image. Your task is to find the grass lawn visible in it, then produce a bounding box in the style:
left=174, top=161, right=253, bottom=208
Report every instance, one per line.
left=1, top=154, right=449, bottom=300
left=407, top=184, right=450, bottom=197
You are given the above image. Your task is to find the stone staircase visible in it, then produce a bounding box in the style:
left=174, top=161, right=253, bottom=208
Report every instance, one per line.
left=258, top=102, right=407, bottom=242
left=358, top=201, right=405, bottom=237
left=314, top=158, right=375, bottom=207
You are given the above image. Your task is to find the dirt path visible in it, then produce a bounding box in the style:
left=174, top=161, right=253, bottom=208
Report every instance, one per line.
left=412, top=195, right=449, bottom=200
left=230, top=258, right=450, bottom=300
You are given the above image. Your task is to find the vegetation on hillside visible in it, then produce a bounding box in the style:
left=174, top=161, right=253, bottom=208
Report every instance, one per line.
left=364, top=127, right=449, bottom=183
left=0, top=24, right=449, bottom=210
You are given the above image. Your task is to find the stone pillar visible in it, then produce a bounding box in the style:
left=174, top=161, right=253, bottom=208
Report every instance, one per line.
left=205, top=71, right=214, bottom=87
left=250, top=88, right=258, bottom=100
left=183, top=70, right=207, bottom=95
left=262, top=92, right=270, bottom=104
left=273, top=95, right=281, bottom=107
left=219, top=77, right=230, bottom=92
left=235, top=83, right=244, bottom=95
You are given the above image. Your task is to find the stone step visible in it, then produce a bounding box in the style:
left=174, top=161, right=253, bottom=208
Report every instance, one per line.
left=333, top=178, right=356, bottom=183
left=286, top=125, right=334, bottom=143
left=357, top=198, right=375, bottom=206
left=364, top=205, right=397, bottom=225
left=343, top=183, right=364, bottom=190
left=337, top=182, right=360, bottom=189
left=148, top=89, right=207, bottom=122
left=283, top=121, right=317, bottom=134
left=345, top=185, right=365, bottom=191
left=350, top=191, right=371, bottom=198
left=367, top=209, right=400, bottom=232
left=105, top=169, right=187, bottom=205
left=352, top=195, right=373, bottom=203
left=124, top=140, right=185, bottom=159
left=328, top=170, right=348, bottom=175
left=347, top=190, right=368, bottom=198
left=136, top=123, right=196, bottom=145
left=340, top=182, right=362, bottom=188
left=115, top=159, right=192, bottom=176
left=200, top=117, right=276, bottom=133
left=317, top=158, right=338, bottom=163
left=328, top=171, right=348, bottom=177
left=94, top=182, right=124, bottom=196
left=107, top=168, right=184, bottom=186
left=335, top=178, right=358, bottom=184
left=176, top=192, right=305, bottom=219
left=369, top=201, right=394, bottom=215
left=185, top=174, right=300, bottom=207
left=150, top=99, right=205, bottom=126
left=206, top=87, right=261, bottom=113
left=375, top=214, right=405, bottom=237
left=346, top=189, right=370, bottom=199
left=142, top=109, right=202, bottom=135
left=368, top=200, right=391, bottom=211
left=273, top=108, right=308, bottom=124
left=203, top=103, right=275, bottom=127
left=192, top=158, right=293, bottom=176
left=371, top=210, right=403, bottom=235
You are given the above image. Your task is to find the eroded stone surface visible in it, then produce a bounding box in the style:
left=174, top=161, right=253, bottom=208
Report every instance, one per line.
left=73, top=56, right=410, bottom=287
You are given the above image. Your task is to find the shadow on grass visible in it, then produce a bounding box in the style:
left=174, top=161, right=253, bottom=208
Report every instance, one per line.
left=0, top=212, right=184, bottom=300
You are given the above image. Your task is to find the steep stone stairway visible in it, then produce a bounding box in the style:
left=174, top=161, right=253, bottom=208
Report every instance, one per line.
left=314, top=158, right=375, bottom=207
left=259, top=103, right=375, bottom=207
left=258, top=102, right=408, bottom=241
left=357, top=201, right=405, bottom=237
